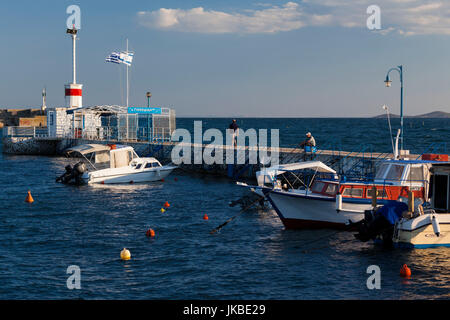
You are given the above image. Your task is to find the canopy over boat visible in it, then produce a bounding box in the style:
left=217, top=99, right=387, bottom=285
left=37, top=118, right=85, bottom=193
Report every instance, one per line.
left=256, top=161, right=337, bottom=187
left=259, top=161, right=336, bottom=175
left=64, top=144, right=111, bottom=156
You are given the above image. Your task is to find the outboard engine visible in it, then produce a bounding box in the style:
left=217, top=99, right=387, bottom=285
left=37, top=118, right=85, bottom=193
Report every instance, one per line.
left=354, top=202, right=408, bottom=247
left=56, top=161, right=87, bottom=185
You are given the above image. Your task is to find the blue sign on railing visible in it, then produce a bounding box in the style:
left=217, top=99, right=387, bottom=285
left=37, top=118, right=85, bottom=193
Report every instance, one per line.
left=128, top=107, right=162, bottom=114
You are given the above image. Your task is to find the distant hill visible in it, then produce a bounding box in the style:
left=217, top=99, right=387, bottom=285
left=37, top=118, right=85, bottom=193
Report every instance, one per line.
left=374, top=111, right=450, bottom=119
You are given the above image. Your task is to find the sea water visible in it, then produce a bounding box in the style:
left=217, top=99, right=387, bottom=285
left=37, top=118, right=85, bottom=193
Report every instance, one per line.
left=0, top=118, right=448, bottom=299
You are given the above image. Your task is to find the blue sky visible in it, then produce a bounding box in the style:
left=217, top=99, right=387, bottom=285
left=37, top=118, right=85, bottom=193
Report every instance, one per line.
left=1, top=0, right=450, bottom=117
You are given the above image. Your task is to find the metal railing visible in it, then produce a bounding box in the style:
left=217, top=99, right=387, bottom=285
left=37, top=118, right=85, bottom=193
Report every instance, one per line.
left=415, top=142, right=448, bottom=160
left=3, top=125, right=173, bottom=142
left=3, top=126, right=49, bottom=138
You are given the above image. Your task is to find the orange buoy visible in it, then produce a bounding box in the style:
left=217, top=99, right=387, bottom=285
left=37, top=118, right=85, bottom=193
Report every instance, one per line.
left=101, top=181, right=105, bottom=184
left=163, top=201, right=170, bottom=208
left=25, top=191, right=34, bottom=203
left=400, top=264, right=411, bottom=278
left=146, top=228, right=155, bottom=237
left=203, top=214, right=209, bottom=220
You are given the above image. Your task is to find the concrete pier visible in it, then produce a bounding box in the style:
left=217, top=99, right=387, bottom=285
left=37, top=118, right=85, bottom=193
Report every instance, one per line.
left=2, top=135, right=421, bottom=180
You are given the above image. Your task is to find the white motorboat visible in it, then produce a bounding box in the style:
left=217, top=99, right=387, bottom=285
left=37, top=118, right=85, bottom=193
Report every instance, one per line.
left=58, top=144, right=176, bottom=184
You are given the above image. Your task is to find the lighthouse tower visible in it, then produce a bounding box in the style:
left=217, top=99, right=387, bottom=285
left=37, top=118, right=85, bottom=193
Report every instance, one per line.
left=65, top=26, right=82, bottom=109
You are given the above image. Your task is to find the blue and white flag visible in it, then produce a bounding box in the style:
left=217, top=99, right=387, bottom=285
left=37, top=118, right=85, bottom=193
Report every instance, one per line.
left=105, top=52, right=121, bottom=64
left=119, top=51, right=134, bottom=66
left=105, top=51, right=134, bottom=66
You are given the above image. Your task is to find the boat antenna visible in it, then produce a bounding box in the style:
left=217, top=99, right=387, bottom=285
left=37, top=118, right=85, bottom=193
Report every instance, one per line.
left=382, top=105, right=395, bottom=156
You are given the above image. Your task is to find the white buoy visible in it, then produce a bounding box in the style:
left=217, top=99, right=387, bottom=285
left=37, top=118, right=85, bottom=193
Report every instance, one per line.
left=431, top=215, right=440, bottom=237
left=336, top=194, right=342, bottom=212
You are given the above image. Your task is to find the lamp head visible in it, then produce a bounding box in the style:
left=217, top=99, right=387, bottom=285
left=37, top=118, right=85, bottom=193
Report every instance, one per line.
left=66, top=25, right=78, bottom=34
left=146, top=92, right=152, bottom=98
left=384, top=76, right=392, bottom=87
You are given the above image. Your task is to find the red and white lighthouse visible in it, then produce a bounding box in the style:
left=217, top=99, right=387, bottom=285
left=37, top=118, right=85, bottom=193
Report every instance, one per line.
left=65, top=27, right=82, bottom=109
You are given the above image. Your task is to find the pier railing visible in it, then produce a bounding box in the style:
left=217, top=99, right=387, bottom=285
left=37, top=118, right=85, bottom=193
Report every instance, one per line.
left=2, top=126, right=173, bottom=143
left=3, top=126, right=49, bottom=138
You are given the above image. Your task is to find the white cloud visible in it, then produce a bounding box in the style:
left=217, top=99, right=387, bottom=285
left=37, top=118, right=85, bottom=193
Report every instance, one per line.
left=137, top=2, right=306, bottom=34
left=137, top=1, right=450, bottom=36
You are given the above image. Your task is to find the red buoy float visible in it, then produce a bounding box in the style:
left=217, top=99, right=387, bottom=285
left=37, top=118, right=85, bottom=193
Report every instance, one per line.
left=146, top=228, right=155, bottom=237
left=400, top=264, right=411, bottom=278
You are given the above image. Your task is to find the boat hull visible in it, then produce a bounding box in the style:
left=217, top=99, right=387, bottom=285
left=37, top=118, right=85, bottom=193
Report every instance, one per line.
left=266, top=190, right=369, bottom=230
left=84, top=167, right=175, bottom=184
left=393, top=214, right=450, bottom=248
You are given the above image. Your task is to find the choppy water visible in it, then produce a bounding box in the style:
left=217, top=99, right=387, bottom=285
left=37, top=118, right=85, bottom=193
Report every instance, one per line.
left=0, top=118, right=449, bottom=299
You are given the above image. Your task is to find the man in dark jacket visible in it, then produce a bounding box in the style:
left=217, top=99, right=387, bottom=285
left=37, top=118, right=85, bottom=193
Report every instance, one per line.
left=229, top=119, right=239, bottom=146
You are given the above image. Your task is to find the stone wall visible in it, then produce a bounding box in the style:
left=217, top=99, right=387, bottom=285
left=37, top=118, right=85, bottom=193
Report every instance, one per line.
left=2, top=137, right=59, bottom=155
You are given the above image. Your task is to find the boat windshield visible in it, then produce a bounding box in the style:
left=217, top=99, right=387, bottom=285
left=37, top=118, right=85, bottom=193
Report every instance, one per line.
left=408, top=166, right=424, bottom=182
left=386, top=164, right=405, bottom=181
left=311, top=181, right=325, bottom=193
left=375, top=163, right=405, bottom=181
left=375, top=164, right=389, bottom=180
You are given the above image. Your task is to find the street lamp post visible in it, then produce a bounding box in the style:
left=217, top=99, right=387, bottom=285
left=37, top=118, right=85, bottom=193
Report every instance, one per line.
left=146, top=92, right=152, bottom=108
left=146, top=92, right=152, bottom=141
left=384, top=65, right=404, bottom=151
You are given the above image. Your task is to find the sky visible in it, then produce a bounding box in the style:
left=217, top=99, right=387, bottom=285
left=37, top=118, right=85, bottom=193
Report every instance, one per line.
left=1, top=0, right=450, bottom=117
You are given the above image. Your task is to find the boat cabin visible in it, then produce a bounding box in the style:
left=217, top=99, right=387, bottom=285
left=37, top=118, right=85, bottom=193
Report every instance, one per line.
left=430, top=163, right=450, bottom=212
left=130, top=157, right=162, bottom=169
left=309, top=160, right=434, bottom=201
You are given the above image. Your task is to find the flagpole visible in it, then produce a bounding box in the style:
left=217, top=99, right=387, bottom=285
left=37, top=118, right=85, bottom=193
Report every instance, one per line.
left=126, top=38, right=129, bottom=140
left=126, top=38, right=129, bottom=108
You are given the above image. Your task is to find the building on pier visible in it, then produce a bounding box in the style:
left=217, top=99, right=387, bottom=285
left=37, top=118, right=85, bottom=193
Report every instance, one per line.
left=46, top=105, right=176, bottom=142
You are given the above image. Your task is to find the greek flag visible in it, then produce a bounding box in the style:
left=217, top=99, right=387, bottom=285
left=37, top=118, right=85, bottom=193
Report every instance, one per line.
left=105, top=51, right=134, bottom=66
left=119, top=52, right=134, bottom=66
left=105, top=52, right=121, bottom=64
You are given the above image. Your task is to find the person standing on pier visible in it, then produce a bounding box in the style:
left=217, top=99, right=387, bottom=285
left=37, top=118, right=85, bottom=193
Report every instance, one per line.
left=300, top=132, right=316, bottom=160
left=229, top=119, right=239, bottom=147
